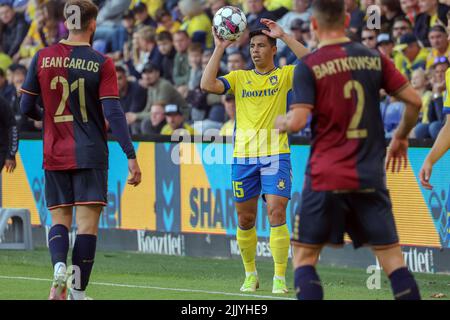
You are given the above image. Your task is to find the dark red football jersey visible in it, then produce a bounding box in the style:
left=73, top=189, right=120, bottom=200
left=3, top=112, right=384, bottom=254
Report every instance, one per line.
left=21, top=39, right=119, bottom=170
left=292, top=38, right=408, bottom=191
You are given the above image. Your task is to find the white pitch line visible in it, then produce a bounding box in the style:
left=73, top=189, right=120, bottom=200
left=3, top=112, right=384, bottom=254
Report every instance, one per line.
left=0, top=275, right=295, bottom=300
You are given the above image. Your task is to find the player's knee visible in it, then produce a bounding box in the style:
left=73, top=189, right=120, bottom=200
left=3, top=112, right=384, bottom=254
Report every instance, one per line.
left=76, top=223, right=98, bottom=235
left=292, top=246, right=320, bottom=268
left=267, top=205, right=286, bottom=225
left=237, top=212, right=256, bottom=229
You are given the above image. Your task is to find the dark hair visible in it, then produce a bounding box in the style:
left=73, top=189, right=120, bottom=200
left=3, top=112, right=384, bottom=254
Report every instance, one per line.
left=63, top=0, right=98, bottom=33
left=311, top=0, right=345, bottom=29
left=429, top=25, right=447, bottom=34
left=188, top=42, right=203, bottom=54
left=174, top=30, right=190, bottom=38
left=156, top=31, right=173, bottom=42
left=362, top=26, right=379, bottom=34
left=393, top=16, right=412, bottom=27
left=381, top=0, right=401, bottom=13
left=249, top=29, right=276, bottom=47
left=142, top=62, right=160, bottom=73
left=0, top=68, right=5, bottom=78
left=11, top=64, right=27, bottom=76
left=155, top=8, right=171, bottom=23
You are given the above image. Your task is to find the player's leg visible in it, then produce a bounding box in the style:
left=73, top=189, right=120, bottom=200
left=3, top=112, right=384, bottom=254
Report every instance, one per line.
left=349, top=189, right=421, bottom=300
left=45, top=170, right=74, bottom=300
left=292, top=244, right=324, bottom=300
left=373, top=245, right=421, bottom=300
left=261, top=155, right=291, bottom=293
left=232, top=161, right=261, bottom=292
left=69, top=204, right=102, bottom=300
left=265, top=194, right=290, bottom=293
left=68, top=168, right=107, bottom=300
left=236, top=196, right=259, bottom=292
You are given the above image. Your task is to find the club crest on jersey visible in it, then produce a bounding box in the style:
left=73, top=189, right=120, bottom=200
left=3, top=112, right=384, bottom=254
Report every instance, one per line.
left=277, top=179, right=286, bottom=191
left=269, top=75, right=278, bottom=86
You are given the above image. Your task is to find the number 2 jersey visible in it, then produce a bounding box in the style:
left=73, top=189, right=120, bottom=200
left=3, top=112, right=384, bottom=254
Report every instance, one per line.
left=21, top=40, right=119, bottom=170
left=292, top=38, right=409, bottom=191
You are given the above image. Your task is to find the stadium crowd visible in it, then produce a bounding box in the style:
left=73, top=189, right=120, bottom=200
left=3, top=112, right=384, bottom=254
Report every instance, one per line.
left=0, top=0, right=449, bottom=139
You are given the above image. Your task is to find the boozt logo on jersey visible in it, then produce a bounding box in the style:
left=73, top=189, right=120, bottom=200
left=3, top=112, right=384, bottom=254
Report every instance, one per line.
left=241, top=88, right=279, bottom=98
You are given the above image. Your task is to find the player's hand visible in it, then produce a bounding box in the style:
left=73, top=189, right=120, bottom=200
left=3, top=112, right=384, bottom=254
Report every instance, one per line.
left=4, top=159, right=16, bottom=173
left=386, top=136, right=409, bottom=173
left=127, top=158, right=141, bottom=187
left=212, top=27, right=233, bottom=49
left=275, top=115, right=288, bottom=133
left=260, top=18, right=285, bottom=39
left=125, top=112, right=137, bottom=125
left=419, top=159, right=433, bottom=190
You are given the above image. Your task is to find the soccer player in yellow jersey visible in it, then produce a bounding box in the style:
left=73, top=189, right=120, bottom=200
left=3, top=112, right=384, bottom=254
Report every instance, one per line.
left=420, top=58, right=450, bottom=189
left=201, top=18, right=309, bottom=293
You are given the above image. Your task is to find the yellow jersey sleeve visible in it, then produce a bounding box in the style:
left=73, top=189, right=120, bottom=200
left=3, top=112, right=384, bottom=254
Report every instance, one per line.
left=219, top=71, right=239, bottom=95
left=282, top=65, right=296, bottom=88
left=444, top=69, right=450, bottom=115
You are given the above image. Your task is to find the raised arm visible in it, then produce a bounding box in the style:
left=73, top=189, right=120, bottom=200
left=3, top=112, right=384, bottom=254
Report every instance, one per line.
left=260, top=18, right=309, bottom=60
left=200, top=27, right=233, bottom=94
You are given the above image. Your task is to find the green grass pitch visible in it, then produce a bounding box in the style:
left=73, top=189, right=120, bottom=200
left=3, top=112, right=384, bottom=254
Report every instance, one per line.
left=0, top=248, right=448, bottom=300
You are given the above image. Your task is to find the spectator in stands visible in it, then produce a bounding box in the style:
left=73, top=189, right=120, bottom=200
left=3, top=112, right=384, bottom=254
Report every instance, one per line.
left=0, top=2, right=30, bottom=57
left=377, top=33, right=395, bottom=58
left=140, top=103, right=167, bottom=135
left=246, top=0, right=289, bottom=31
left=381, top=96, right=406, bottom=138
left=415, top=57, right=448, bottom=138
left=220, top=94, right=236, bottom=137
left=411, top=68, right=433, bottom=136
left=130, top=0, right=163, bottom=20
left=345, top=0, right=365, bottom=40
left=208, top=0, right=229, bottom=16
left=425, top=25, right=450, bottom=69
left=120, top=11, right=136, bottom=62
left=155, top=8, right=181, bottom=34
left=94, top=0, right=131, bottom=52
left=193, top=104, right=225, bottom=135
left=16, top=0, right=67, bottom=65
left=127, top=26, right=162, bottom=78
left=276, top=0, right=311, bottom=50
left=414, top=0, right=449, bottom=47
left=161, top=103, right=195, bottom=136
left=173, top=30, right=191, bottom=95
left=187, top=43, right=207, bottom=121
left=400, top=0, right=420, bottom=24
left=361, top=27, right=379, bottom=50
left=227, top=51, right=247, bottom=72
left=379, top=0, right=404, bottom=33
left=179, top=0, right=213, bottom=48
left=392, top=16, right=413, bottom=42
left=127, top=63, right=189, bottom=132
left=156, top=31, right=176, bottom=83
left=116, top=65, right=147, bottom=115
left=0, top=67, right=15, bottom=103
left=10, top=64, right=40, bottom=131
left=133, top=2, right=157, bottom=29
left=394, top=33, right=429, bottom=79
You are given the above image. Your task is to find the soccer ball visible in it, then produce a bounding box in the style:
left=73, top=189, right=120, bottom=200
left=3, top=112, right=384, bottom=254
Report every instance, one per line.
left=213, top=6, right=247, bottom=41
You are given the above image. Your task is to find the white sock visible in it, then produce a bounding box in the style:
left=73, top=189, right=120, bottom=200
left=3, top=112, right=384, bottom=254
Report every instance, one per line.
left=246, top=271, right=257, bottom=277
left=274, top=275, right=285, bottom=281
left=53, top=262, right=66, bottom=277
left=70, top=289, right=86, bottom=300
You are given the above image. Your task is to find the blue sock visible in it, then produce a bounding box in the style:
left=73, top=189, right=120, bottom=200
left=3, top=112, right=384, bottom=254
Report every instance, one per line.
left=71, top=234, right=97, bottom=291
left=294, top=265, right=324, bottom=300
left=48, top=224, right=69, bottom=267
left=389, top=267, right=421, bottom=300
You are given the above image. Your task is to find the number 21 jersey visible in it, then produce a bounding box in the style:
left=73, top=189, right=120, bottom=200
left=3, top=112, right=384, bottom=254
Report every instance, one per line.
left=21, top=39, right=119, bottom=170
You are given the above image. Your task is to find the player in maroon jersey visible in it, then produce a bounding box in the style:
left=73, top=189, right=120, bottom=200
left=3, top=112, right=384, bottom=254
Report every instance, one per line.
left=20, top=0, right=141, bottom=300
left=276, top=0, right=422, bottom=300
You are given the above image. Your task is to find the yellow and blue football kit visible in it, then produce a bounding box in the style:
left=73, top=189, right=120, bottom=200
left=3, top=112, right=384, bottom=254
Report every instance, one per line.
left=444, top=69, right=450, bottom=116
left=218, top=66, right=294, bottom=203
